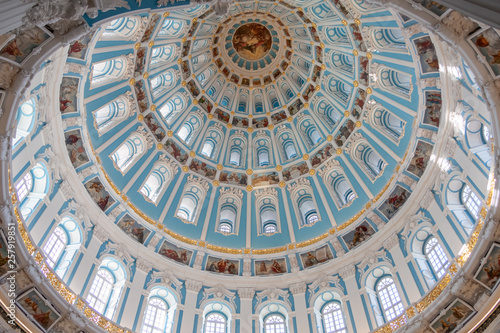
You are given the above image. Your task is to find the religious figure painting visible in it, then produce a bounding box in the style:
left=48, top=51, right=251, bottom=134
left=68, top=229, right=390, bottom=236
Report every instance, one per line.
left=470, top=28, right=500, bottom=77
left=159, top=240, right=193, bottom=266
left=165, top=139, right=189, bottom=164
left=17, top=289, right=61, bottom=332
left=473, top=242, right=500, bottom=291
left=134, top=80, right=149, bottom=113
left=412, top=0, right=449, bottom=17
left=342, top=221, right=376, bottom=250
left=359, top=56, right=369, bottom=86
left=84, top=177, right=115, bottom=212
left=335, top=119, right=355, bottom=147
left=232, top=23, right=272, bottom=61
left=206, top=256, right=239, bottom=275
left=423, top=91, right=442, bottom=127
left=252, top=172, right=279, bottom=187
left=145, top=114, right=166, bottom=142
left=430, top=299, right=474, bottom=333
left=214, top=109, right=230, bottom=124
left=300, top=244, right=333, bottom=268
left=219, top=171, right=248, bottom=186
left=271, top=111, right=287, bottom=125
left=189, top=159, right=217, bottom=180
left=0, top=27, right=51, bottom=64
left=67, top=32, right=94, bottom=59
left=311, top=144, right=334, bottom=168
left=252, top=117, right=269, bottom=128
left=378, top=185, right=410, bottom=220
left=255, top=258, right=287, bottom=275
left=407, top=140, right=434, bottom=177
left=352, top=89, right=366, bottom=119
left=64, top=129, right=90, bottom=168
left=117, top=214, right=151, bottom=245
left=349, top=24, right=366, bottom=52
left=59, top=77, right=79, bottom=114
left=141, top=14, right=161, bottom=43
left=288, top=99, right=303, bottom=116
left=232, top=116, right=250, bottom=128
left=282, top=162, right=309, bottom=182
left=413, top=36, right=440, bottom=73
left=134, top=47, right=147, bottom=77
left=0, top=61, right=19, bottom=89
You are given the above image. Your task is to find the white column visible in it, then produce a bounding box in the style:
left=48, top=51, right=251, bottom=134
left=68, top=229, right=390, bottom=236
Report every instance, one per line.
left=118, top=261, right=152, bottom=328
left=238, top=288, right=255, bottom=332
left=427, top=201, right=463, bottom=256
left=180, top=280, right=202, bottom=333
left=29, top=191, right=65, bottom=243
left=67, top=226, right=106, bottom=294
left=384, top=234, right=421, bottom=303
left=290, top=283, right=309, bottom=332
left=339, top=264, right=371, bottom=333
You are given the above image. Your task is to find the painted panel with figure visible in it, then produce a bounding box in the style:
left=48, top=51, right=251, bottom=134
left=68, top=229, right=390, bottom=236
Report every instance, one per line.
left=84, top=177, right=115, bottom=212
left=232, top=23, right=272, bottom=60
left=17, top=289, right=61, bottom=332
left=189, top=159, right=217, bottom=180
left=413, top=36, right=440, bottom=73
left=252, top=172, right=279, bottom=187
left=67, top=32, right=94, bottom=59
left=0, top=27, right=51, bottom=64
left=423, top=91, right=441, bottom=127
left=342, top=221, right=376, bottom=250
left=255, top=258, right=287, bottom=275
left=282, top=162, right=309, bottom=182
left=64, top=129, right=90, bottom=168
left=300, top=244, right=334, bottom=268
left=220, top=171, right=248, bottom=186
left=165, top=139, right=189, bottom=164
left=470, top=28, right=500, bottom=77
left=412, top=0, right=449, bottom=17
left=310, top=144, right=334, bottom=168
left=430, top=299, right=474, bottom=333
left=473, top=242, right=500, bottom=291
left=117, top=214, right=151, bottom=244
left=159, top=240, right=193, bottom=266
left=59, top=77, right=79, bottom=114
left=407, top=140, right=434, bottom=177
left=206, top=256, right=239, bottom=275
left=378, top=185, right=410, bottom=220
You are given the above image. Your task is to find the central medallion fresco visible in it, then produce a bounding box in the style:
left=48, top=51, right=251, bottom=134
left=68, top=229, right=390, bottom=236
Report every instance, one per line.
left=232, top=23, right=272, bottom=60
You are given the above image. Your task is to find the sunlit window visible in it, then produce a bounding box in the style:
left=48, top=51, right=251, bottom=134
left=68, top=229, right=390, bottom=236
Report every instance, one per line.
left=265, top=315, right=286, bottom=333
left=376, top=277, right=404, bottom=321
left=204, top=313, right=226, bottom=333
left=43, top=227, right=67, bottom=268
left=425, top=237, right=448, bottom=279
left=86, top=269, right=115, bottom=314
left=141, top=298, right=168, bottom=333
left=322, top=302, right=347, bottom=333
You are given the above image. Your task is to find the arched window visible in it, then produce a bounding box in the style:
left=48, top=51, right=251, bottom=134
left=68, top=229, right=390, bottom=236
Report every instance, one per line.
left=101, top=17, right=141, bottom=40
left=13, top=98, right=37, bottom=146
left=322, top=165, right=357, bottom=209
left=217, top=188, right=243, bottom=234
left=376, top=67, right=412, bottom=99
left=254, top=134, right=273, bottom=168
left=176, top=112, right=203, bottom=145
left=371, top=28, right=406, bottom=52
left=352, top=141, right=386, bottom=181
left=368, top=105, right=405, bottom=142
left=201, top=124, right=224, bottom=160
left=276, top=127, right=299, bottom=162
left=315, top=97, right=342, bottom=130
left=297, top=115, right=322, bottom=149
left=158, top=19, right=186, bottom=38
left=204, top=313, right=226, bottom=333
left=158, top=93, right=188, bottom=125
left=256, top=189, right=280, bottom=235
left=17, top=162, right=49, bottom=220
left=150, top=70, right=177, bottom=98
left=288, top=179, right=320, bottom=227
left=86, top=258, right=126, bottom=319
left=327, top=51, right=354, bottom=76
left=424, top=237, right=448, bottom=279
left=111, top=132, right=147, bottom=174
left=465, top=118, right=492, bottom=167
left=140, top=287, right=177, bottom=333
left=15, top=171, right=33, bottom=202
left=461, top=185, right=482, bottom=220
left=142, top=298, right=168, bottom=333
left=42, top=216, right=82, bottom=277
left=265, top=315, right=286, bottom=333
left=93, top=95, right=130, bottom=134
left=91, top=56, right=129, bottom=87
left=140, top=160, right=176, bottom=204
left=43, top=226, right=67, bottom=268
left=176, top=176, right=208, bottom=224
left=150, top=44, right=178, bottom=67
left=376, top=277, right=404, bottom=322
left=226, top=132, right=247, bottom=167
left=325, top=76, right=352, bottom=107
left=322, top=302, right=347, bottom=333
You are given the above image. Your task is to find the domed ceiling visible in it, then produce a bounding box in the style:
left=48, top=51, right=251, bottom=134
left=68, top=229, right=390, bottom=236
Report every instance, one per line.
left=75, top=0, right=424, bottom=256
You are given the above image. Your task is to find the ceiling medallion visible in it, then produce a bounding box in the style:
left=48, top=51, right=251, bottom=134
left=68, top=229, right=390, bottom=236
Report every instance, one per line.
left=232, top=23, right=273, bottom=61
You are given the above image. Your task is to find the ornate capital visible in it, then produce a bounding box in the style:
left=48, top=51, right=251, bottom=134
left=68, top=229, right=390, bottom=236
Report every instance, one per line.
left=383, top=234, right=400, bottom=250
left=185, top=279, right=202, bottom=292
left=93, top=225, right=109, bottom=243
left=339, top=263, right=356, bottom=279
left=290, top=282, right=307, bottom=295
left=136, top=259, right=153, bottom=273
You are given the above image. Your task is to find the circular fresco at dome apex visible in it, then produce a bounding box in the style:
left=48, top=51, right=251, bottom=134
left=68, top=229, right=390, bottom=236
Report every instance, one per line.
left=232, top=23, right=273, bottom=60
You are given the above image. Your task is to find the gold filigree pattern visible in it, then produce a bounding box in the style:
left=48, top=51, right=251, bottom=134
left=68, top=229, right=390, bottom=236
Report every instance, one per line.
left=252, top=246, right=287, bottom=255
left=296, top=232, right=329, bottom=248
left=207, top=244, right=242, bottom=254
